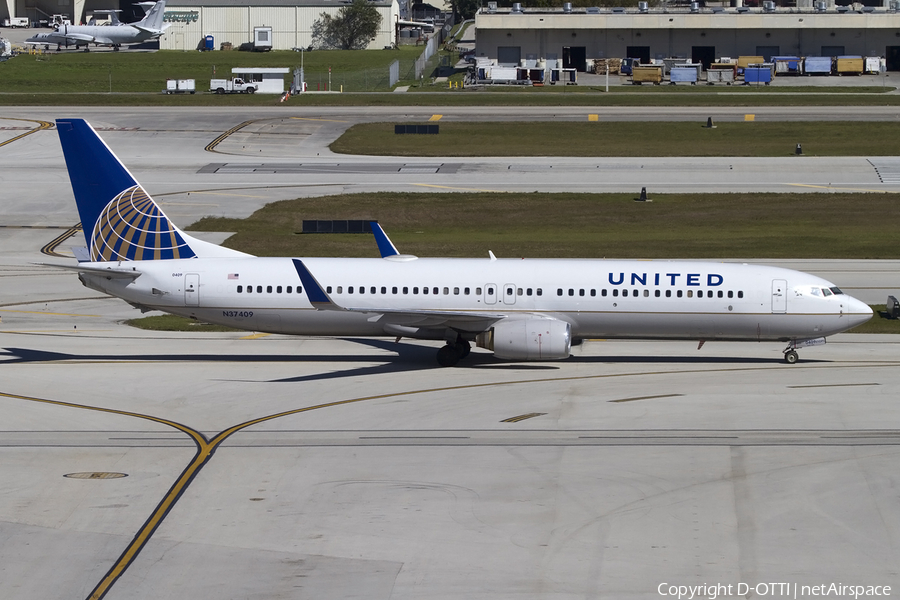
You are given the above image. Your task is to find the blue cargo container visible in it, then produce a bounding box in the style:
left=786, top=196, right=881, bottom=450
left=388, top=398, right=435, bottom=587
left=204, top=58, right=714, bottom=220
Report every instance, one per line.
left=744, top=66, right=772, bottom=85
left=804, top=56, right=832, bottom=75
left=669, top=66, right=698, bottom=84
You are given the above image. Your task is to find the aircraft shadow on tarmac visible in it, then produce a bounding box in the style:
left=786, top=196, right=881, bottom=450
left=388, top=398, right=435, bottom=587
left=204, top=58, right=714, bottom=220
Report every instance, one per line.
left=0, top=341, right=820, bottom=384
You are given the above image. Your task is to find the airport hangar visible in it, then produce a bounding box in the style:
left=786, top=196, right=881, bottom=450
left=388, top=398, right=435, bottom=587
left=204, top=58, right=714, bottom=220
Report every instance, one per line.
left=474, top=2, right=900, bottom=71
left=156, top=0, right=400, bottom=51
left=0, top=0, right=400, bottom=50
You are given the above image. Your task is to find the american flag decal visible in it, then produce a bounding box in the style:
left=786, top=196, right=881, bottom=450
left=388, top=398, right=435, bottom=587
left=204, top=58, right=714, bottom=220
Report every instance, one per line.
left=228, top=273, right=239, bottom=280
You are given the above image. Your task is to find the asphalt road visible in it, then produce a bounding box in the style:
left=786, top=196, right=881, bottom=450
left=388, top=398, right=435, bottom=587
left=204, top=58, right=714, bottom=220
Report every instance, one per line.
left=1, top=106, right=899, bottom=600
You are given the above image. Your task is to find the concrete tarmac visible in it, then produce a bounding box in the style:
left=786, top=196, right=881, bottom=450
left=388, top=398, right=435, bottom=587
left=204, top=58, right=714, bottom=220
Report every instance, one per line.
left=2, top=108, right=900, bottom=599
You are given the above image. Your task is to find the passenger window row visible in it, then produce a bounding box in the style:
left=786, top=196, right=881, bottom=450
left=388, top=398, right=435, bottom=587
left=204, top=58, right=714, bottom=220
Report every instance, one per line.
left=237, top=285, right=303, bottom=294
left=556, top=288, right=744, bottom=299
left=321, top=286, right=545, bottom=296
left=235, top=283, right=742, bottom=300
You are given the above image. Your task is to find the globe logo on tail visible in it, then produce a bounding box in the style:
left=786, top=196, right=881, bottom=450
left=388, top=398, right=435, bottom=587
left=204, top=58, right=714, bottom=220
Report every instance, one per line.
left=90, top=185, right=196, bottom=262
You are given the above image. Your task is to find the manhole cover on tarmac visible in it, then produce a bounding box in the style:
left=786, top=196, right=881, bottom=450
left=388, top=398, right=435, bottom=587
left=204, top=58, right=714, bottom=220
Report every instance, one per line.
left=64, top=472, right=128, bottom=480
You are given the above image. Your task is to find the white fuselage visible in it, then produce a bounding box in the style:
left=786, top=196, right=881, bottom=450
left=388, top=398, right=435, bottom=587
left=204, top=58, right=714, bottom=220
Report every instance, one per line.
left=79, top=256, right=873, bottom=342
left=26, top=23, right=158, bottom=48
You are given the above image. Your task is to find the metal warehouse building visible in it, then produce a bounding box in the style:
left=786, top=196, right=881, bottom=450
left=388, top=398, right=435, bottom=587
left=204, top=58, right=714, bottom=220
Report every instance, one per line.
left=474, top=3, right=900, bottom=71
left=158, top=0, right=399, bottom=51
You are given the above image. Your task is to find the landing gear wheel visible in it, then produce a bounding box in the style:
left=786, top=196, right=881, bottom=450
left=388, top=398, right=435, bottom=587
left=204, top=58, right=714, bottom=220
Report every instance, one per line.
left=437, top=344, right=462, bottom=367
left=784, top=350, right=799, bottom=364
left=455, top=340, right=471, bottom=359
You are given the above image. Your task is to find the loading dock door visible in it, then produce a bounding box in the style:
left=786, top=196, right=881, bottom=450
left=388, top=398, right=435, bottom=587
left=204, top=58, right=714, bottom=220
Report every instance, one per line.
left=497, top=46, right=521, bottom=66
left=626, top=45, right=651, bottom=64
left=691, top=46, right=715, bottom=70
left=756, top=46, right=779, bottom=61
left=563, top=46, right=587, bottom=71
left=887, top=46, right=900, bottom=71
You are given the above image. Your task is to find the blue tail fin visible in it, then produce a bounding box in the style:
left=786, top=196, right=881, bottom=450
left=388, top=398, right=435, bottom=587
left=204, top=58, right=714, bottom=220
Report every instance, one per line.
left=56, top=118, right=197, bottom=262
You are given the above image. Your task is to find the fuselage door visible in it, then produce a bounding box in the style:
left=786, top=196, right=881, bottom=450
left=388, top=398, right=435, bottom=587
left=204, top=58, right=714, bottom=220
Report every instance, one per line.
left=185, top=273, right=200, bottom=306
left=772, top=279, right=787, bottom=313
left=484, top=283, right=497, bottom=305
left=503, top=283, right=516, bottom=305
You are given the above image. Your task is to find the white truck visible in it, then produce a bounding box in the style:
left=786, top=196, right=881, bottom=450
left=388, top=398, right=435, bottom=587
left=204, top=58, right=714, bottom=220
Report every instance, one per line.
left=209, top=77, right=258, bottom=94
left=165, top=79, right=196, bottom=94
left=3, top=17, right=29, bottom=27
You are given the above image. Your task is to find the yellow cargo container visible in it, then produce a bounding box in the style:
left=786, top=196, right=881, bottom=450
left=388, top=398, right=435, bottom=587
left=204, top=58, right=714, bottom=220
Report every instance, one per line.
left=632, top=65, right=663, bottom=85
left=737, top=56, right=765, bottom=70
left=836, top=57, right=864, bottom=75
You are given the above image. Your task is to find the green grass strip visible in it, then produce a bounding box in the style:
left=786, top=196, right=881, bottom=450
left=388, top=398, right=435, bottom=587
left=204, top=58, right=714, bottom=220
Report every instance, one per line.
left=331, top=121, right=900, bottom=157
left=188, top=191, right=900, bottom=260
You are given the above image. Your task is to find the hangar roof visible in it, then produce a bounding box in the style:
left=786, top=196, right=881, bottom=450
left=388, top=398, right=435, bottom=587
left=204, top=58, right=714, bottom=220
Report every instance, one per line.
left=475, top=6, right=900, bottom=29
left=168, top=0, right=393, bottom=6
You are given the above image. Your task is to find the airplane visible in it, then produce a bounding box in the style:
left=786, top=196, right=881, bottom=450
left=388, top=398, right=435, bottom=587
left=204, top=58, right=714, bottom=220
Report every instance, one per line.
left=25, top=0, right=167, bottom=51
left=86, top=10, right=124, bottom=26
left=46, top=118, right=873, bottom=367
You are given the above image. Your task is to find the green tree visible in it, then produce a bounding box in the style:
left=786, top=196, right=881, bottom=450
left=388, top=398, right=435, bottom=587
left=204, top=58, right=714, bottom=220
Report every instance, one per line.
left=312, top=0, right=384, bottom=50
left=451, top=0, right=481, bottom=20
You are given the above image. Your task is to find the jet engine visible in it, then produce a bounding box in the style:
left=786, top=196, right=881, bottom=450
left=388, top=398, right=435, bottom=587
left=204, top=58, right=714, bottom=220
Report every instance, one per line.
left=476, top=318, right=571, bottom=360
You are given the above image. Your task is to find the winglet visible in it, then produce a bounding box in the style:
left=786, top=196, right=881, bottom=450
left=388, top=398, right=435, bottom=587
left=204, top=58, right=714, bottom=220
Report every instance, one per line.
left=370, top=221, right=399, bottom=258
left=292, top=259, right=342, bottom=310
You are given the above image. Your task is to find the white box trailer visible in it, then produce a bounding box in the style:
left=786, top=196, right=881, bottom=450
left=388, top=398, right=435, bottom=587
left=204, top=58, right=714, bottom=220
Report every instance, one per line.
left=488, top=66, right=517, bottom=83
left=3, top=17, right=29, bottom=27
left=165, top=79, right=196, bottom=94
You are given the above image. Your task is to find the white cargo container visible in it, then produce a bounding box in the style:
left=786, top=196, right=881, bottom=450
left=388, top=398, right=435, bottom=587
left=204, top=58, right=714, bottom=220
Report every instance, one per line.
left=3, top=17, right=29, bottom=27
left=253, top=26, right=272, bottom=51
left=165, top=79, right=196, bottom=94
left=865, top=56, right=883, bottom=74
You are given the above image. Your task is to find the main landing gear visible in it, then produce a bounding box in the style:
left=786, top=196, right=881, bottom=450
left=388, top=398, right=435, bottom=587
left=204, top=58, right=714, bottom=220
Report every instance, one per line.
left=436, top=338, right=471, bottom=367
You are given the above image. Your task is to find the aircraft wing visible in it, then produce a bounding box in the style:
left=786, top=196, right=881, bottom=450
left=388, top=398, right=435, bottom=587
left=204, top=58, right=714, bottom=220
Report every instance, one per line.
left=25, top=35, right=65, bottom=45
left=36, top=262, right=142, bottom=280
left=60, top=32, right=99, bottom=43
left=361, top=308, right=506, bottom=333
left=292, top=258, right=506, bottom=332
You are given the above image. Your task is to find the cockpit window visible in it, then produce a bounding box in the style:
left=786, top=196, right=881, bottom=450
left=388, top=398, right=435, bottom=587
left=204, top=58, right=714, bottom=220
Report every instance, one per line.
left=822, top=288, right=832, bottom=297
left=830, top=287, right=843, bottom=295
left=810, top=287, right=820, bottom=296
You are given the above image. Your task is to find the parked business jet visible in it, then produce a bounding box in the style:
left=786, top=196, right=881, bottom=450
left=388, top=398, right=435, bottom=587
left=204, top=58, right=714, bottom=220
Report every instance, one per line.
left=48, top=119, right=872, bottom=366
left=25, top=0, right=167, bottom=51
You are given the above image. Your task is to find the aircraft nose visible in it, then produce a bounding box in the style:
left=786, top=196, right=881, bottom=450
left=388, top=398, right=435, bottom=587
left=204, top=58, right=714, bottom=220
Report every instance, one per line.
left=845, top=296, right=873, bottom=328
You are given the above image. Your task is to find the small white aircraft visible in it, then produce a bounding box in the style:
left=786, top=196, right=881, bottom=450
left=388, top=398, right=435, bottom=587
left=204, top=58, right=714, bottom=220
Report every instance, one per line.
left=25, top=0, right=167, bottom=51
left=48, top=118, right=873, bottom=366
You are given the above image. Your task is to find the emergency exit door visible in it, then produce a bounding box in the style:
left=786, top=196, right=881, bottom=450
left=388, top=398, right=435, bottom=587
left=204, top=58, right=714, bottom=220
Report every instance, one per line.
left=503, top=284, right=517, bottom=305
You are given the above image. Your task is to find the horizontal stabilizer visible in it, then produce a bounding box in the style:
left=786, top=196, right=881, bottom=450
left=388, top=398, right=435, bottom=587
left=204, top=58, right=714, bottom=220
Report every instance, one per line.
left=36, top=262, right=142, bottom=279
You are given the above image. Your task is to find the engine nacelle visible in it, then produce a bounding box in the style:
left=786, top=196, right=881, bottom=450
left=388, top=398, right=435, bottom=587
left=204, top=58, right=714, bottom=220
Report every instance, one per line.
left=476, top=318, right=571, bottom=360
